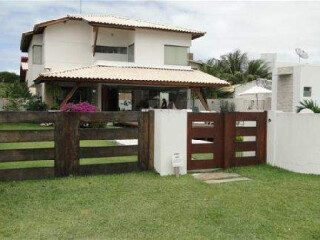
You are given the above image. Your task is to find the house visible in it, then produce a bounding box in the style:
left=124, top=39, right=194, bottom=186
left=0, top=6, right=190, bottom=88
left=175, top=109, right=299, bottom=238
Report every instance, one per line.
left=20, top=14, right=228, bottom=111
left=272, top=64, right=320, bottom=112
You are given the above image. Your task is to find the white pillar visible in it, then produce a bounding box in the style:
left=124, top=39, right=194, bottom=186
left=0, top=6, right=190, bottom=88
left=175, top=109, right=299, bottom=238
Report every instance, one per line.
left=271, top=69, right=278, bottom=111
left=267, top=110, right=277, bottom=166
left=153, top=109, right=188, bottom=176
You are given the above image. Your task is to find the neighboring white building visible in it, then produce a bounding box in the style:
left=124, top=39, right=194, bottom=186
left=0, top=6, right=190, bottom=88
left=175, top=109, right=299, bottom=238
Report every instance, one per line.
left=272, top=64, right=320, bottom=112
left=20, top=14, right=228, bottom=110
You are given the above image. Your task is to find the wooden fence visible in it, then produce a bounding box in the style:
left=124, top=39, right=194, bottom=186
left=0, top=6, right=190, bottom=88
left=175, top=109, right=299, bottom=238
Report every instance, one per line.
left=187, top=112, right=267, bottom=170
left=0, top=111, right=150, bottom=181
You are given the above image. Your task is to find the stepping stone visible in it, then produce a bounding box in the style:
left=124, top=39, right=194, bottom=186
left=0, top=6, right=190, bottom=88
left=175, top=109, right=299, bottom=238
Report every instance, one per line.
left=192, top=172, right=240, bottom=181
left=205, top=177, right=251, bottom=184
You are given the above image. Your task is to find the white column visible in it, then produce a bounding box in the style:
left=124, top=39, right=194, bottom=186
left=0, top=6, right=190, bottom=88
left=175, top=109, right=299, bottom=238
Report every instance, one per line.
left=267, top=110, right=277, bottom=166
left=271, top=69, right=278, bottom=111
left=153, top=109, right=188, bottom=176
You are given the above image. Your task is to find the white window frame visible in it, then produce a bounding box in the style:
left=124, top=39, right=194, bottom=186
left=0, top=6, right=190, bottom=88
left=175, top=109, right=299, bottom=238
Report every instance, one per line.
left=164, top=45, right=189, bottom=66
left=32, top=45, right=42, bottom=65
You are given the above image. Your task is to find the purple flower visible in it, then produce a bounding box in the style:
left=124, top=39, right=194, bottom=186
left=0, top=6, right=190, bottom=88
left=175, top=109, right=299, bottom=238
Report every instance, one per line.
left=61, top=102, right=99, bottom=112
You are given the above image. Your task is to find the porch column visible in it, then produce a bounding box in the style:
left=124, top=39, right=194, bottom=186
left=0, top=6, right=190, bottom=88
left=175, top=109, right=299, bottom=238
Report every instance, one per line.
left=97, top=83, right=102, bottom=110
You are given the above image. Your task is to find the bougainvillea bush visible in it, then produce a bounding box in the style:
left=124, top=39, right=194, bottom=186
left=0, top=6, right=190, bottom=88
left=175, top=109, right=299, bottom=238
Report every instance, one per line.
left=61, top=102, right=104, bottom=128
left=60, top=102, right=99, bottom=112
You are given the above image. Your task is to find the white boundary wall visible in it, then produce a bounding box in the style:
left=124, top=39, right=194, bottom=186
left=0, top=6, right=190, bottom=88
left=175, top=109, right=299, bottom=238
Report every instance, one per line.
left=153, top=109, right=188, bottom=176
left=267, top=111, right=320, bottom=174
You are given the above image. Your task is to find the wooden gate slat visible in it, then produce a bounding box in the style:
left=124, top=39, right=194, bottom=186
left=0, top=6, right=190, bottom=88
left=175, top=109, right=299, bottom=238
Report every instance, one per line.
left=235, top=142, right=256, bottom=152
left=80, top=128, right=138, bottom=140
left=80, top=145, right=138, bottom=158
left=192, top=127, right=214, bottom=138
left=0, top=148, right=54, bottom=162
left=191, top=143, right=215, bottom=153
left=236, top=127, right=257, bottom=136
left=0, top=130, right=54, bottom=143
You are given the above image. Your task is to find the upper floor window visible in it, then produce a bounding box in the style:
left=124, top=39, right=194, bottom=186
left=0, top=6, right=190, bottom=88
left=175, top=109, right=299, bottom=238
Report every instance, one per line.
left=32, top=45, right=42, bottom=64
left=164, top=45, right=188, bottom=66
left=95, top=46, right=127, bottom=54
left=303, top=87, right=312, bottom=97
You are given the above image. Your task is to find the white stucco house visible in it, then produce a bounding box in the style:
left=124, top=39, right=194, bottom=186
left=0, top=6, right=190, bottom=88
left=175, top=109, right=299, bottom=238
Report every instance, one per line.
left=20, top=14, right=228, bottom=110
left=272, top=64, right=320, bottom=112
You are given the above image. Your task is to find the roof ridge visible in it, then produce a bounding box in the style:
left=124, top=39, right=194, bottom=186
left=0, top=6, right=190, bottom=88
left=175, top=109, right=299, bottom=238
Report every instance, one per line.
left=96, top=65, right=194, bottom=72
left=67, top=14, right=204, bottom=33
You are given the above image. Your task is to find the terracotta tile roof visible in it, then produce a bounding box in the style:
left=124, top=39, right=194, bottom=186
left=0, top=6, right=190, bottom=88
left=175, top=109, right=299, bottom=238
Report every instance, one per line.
left=38, top=65, right=229, bottom=87
left=68, top=14, right=205, bottom=37
left=21, top=14, right=205, bottom=52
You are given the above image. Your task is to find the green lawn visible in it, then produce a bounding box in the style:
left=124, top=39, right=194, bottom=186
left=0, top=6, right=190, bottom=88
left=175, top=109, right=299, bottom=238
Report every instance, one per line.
left=0, top=123, right=137, bottom=169
left=1, top=165, right=320, bottom=239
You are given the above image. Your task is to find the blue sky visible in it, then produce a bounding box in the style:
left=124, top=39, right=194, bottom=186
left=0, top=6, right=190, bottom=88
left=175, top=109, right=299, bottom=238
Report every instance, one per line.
left=1, top=0, right=320, bottom=73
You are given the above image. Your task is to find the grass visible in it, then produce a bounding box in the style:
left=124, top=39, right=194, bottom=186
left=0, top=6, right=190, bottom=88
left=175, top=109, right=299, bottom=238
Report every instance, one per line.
left=1, top=165, right=320, bottom=239
left=0, top=123, right=137, bottom=169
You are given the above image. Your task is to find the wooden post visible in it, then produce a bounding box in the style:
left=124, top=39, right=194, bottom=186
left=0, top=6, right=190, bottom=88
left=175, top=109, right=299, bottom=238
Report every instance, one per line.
left=223, top=112, right=236, bottom=168
left=54, top=113, right=80, bottom=177
left=193, top=87, right=210, bottom=111
left=60, top=82, right=81, bottom=108
left=138, top=111, right=149, bottom=170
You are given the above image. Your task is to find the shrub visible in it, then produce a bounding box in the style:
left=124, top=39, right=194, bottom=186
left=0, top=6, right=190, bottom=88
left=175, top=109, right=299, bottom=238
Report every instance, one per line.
left=50, top=103, right=60, bottom=110
left=61, top=102, right=99, bottom=112
left=3, top=98, right=25, bottom=111
left=25, top=95, right=47, bottom=111
left=61, top=102, right=100, bottom=128
left=220, top=100, right=235, bottom=112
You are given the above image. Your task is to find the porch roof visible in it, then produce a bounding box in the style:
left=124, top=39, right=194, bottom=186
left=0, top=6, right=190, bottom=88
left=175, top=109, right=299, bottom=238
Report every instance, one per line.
left=36, top=65, right=229, bottom=87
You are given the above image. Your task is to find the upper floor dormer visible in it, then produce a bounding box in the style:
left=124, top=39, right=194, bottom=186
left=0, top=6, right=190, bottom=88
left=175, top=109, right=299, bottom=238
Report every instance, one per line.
left=21, top=14, right=205, bottom=86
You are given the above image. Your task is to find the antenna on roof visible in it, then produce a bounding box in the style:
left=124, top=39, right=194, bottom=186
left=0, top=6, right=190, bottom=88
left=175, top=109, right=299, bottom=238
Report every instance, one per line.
left=295, top=48, right=309, bottom=63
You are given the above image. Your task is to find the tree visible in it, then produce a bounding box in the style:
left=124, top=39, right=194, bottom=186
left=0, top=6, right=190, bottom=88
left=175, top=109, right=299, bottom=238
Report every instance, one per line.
left=0, top=72, right=20, bottom=83
left=201, top=50, right=271, bottom=85
left=5, top=81, right=31, bottom=99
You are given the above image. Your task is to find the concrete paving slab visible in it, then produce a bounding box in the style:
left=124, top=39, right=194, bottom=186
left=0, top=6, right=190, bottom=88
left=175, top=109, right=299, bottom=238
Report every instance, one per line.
left=205, top=177, right=251, bottom=184
left=192, top=172, right=240, bottom=181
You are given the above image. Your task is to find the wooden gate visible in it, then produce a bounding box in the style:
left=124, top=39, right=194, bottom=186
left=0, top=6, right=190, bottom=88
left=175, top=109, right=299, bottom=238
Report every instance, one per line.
left=187, top=113, right=224, bottom=170
left=187, top=112, right=267, bottom=170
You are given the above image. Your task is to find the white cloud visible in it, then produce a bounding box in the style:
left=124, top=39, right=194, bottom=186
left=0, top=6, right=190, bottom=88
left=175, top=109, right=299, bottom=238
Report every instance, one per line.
left=1, top=0, right=320, bottom=72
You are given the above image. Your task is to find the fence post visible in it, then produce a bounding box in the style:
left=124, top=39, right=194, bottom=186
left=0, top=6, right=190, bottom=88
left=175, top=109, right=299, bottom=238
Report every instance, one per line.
left=54, top=113, right=80, bottom=177
left=223, top=112, right=236, bottom=168
left=138, top=111, right=149, bottom=170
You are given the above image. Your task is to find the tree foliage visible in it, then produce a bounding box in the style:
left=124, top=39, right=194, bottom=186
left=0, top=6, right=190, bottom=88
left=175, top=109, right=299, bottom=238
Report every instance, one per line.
left=200, top=50, right=271, bottom=85
left=5, top=81, right=31, bottom=99
left=0, top=71, right=20, bottom=83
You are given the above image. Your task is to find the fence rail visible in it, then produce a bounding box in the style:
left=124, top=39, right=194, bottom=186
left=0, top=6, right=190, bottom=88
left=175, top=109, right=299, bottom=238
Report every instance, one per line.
left=0, top=111, right=149, bottom=181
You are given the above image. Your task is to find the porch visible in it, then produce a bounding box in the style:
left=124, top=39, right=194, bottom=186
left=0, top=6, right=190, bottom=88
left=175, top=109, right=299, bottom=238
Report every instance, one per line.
left=35, top=65, right=229, bottom=111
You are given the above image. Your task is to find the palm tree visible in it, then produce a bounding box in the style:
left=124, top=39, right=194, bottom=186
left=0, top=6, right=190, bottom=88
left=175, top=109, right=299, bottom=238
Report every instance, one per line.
left=297, top=99, right=320, bottom=113
left=246, top=59, right=271, bottom=80
left=201, top=50, right=271, bottom=85
left=220, top=50, right=248, bottom=75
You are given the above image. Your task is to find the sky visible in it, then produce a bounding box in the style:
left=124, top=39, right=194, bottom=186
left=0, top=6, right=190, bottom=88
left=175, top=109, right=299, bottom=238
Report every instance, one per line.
left=1, top=0, right=320, bottom=74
